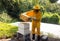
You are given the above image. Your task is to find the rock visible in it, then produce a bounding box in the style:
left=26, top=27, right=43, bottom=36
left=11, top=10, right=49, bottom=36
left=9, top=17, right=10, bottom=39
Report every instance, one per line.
left=10, top=33, right=31, bottom=41
left=41, top=35, right=48, bottom=41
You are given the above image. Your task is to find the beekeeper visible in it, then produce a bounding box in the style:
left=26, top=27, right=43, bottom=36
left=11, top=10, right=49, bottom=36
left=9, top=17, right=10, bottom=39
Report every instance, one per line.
left=26, top=5, right=42, bottom=41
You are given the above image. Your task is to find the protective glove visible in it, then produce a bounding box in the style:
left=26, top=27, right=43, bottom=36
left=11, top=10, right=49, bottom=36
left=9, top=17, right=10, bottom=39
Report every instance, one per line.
left=28, top=17, right=37, bottom=21
left=32, top=17, right=37, bottom=20
left=28, top=17, right=32, bottom=21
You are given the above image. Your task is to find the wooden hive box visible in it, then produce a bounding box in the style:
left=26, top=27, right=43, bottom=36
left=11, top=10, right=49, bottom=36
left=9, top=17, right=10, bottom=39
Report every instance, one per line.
left=19, top=10, right=33, bottom=22
left=20, top=12, right=30, bottom=22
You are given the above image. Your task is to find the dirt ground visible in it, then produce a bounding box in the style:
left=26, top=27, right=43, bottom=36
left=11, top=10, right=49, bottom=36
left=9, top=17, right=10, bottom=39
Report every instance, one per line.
left=48, top=37, right=60, bottom=41
left=0, top=38, right=60, bottom=41
left=0, top=39, right=11, bottom=41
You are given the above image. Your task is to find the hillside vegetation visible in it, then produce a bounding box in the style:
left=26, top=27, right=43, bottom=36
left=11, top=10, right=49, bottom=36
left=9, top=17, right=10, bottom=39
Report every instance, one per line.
left=0, top=0, right=60, bottom=24
left=0, top=22, right=18, bottom=38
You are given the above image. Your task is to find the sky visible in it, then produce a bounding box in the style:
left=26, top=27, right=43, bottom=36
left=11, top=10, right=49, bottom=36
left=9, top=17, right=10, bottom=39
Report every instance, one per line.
left=57, top=0, right=60, bottom=3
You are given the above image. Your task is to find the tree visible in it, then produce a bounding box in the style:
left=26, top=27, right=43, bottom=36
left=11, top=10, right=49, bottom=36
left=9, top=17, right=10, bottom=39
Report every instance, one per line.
left=1, top=0, right=20, bottom=19
left=49, top=0, right=58, bottom=3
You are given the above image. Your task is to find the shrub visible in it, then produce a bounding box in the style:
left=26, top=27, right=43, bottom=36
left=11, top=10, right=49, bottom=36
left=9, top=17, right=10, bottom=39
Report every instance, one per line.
left=49, top=15, right=59, bottom=24
left=0, top=22, right=18, bottom=38
left=42, top=17, right=50, bottom=23
left=42, top=12, right=59, bottom=24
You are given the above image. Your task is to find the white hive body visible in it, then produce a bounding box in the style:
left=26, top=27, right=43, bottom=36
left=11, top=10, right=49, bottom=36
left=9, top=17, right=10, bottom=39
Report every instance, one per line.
left=17, top=22, right=30, bottom=35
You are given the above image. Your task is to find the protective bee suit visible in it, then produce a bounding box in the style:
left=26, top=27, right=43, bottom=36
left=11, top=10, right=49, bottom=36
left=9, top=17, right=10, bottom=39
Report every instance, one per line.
left=26, top=5, right=42, bottom=41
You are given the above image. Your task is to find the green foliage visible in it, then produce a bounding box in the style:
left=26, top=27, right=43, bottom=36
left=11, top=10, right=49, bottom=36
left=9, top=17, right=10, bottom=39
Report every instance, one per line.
left=0, top=0, right=60, bottom=24
left=0, top=0, right=32, bottom=19
left=0, top=12, right=19, bottom=23
left=42, top=17, right=50, bottom=23
left=0, top=22, right=18, bottom=38
left=42, top=12, right=59, bottom=24
left=49, top=0, right=58, bottom=3
left=1, top=0, right=20, bottom=18
left=49, top=14, right=59, bottom=24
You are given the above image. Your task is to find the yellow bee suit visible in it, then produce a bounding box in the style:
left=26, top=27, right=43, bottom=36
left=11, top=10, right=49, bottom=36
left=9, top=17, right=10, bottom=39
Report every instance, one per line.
left=26, top=10, right=42, bottom=35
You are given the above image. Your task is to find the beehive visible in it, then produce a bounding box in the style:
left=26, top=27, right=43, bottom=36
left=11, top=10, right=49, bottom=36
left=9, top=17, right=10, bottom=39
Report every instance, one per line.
left=17, top=22, right=30, bottom=35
